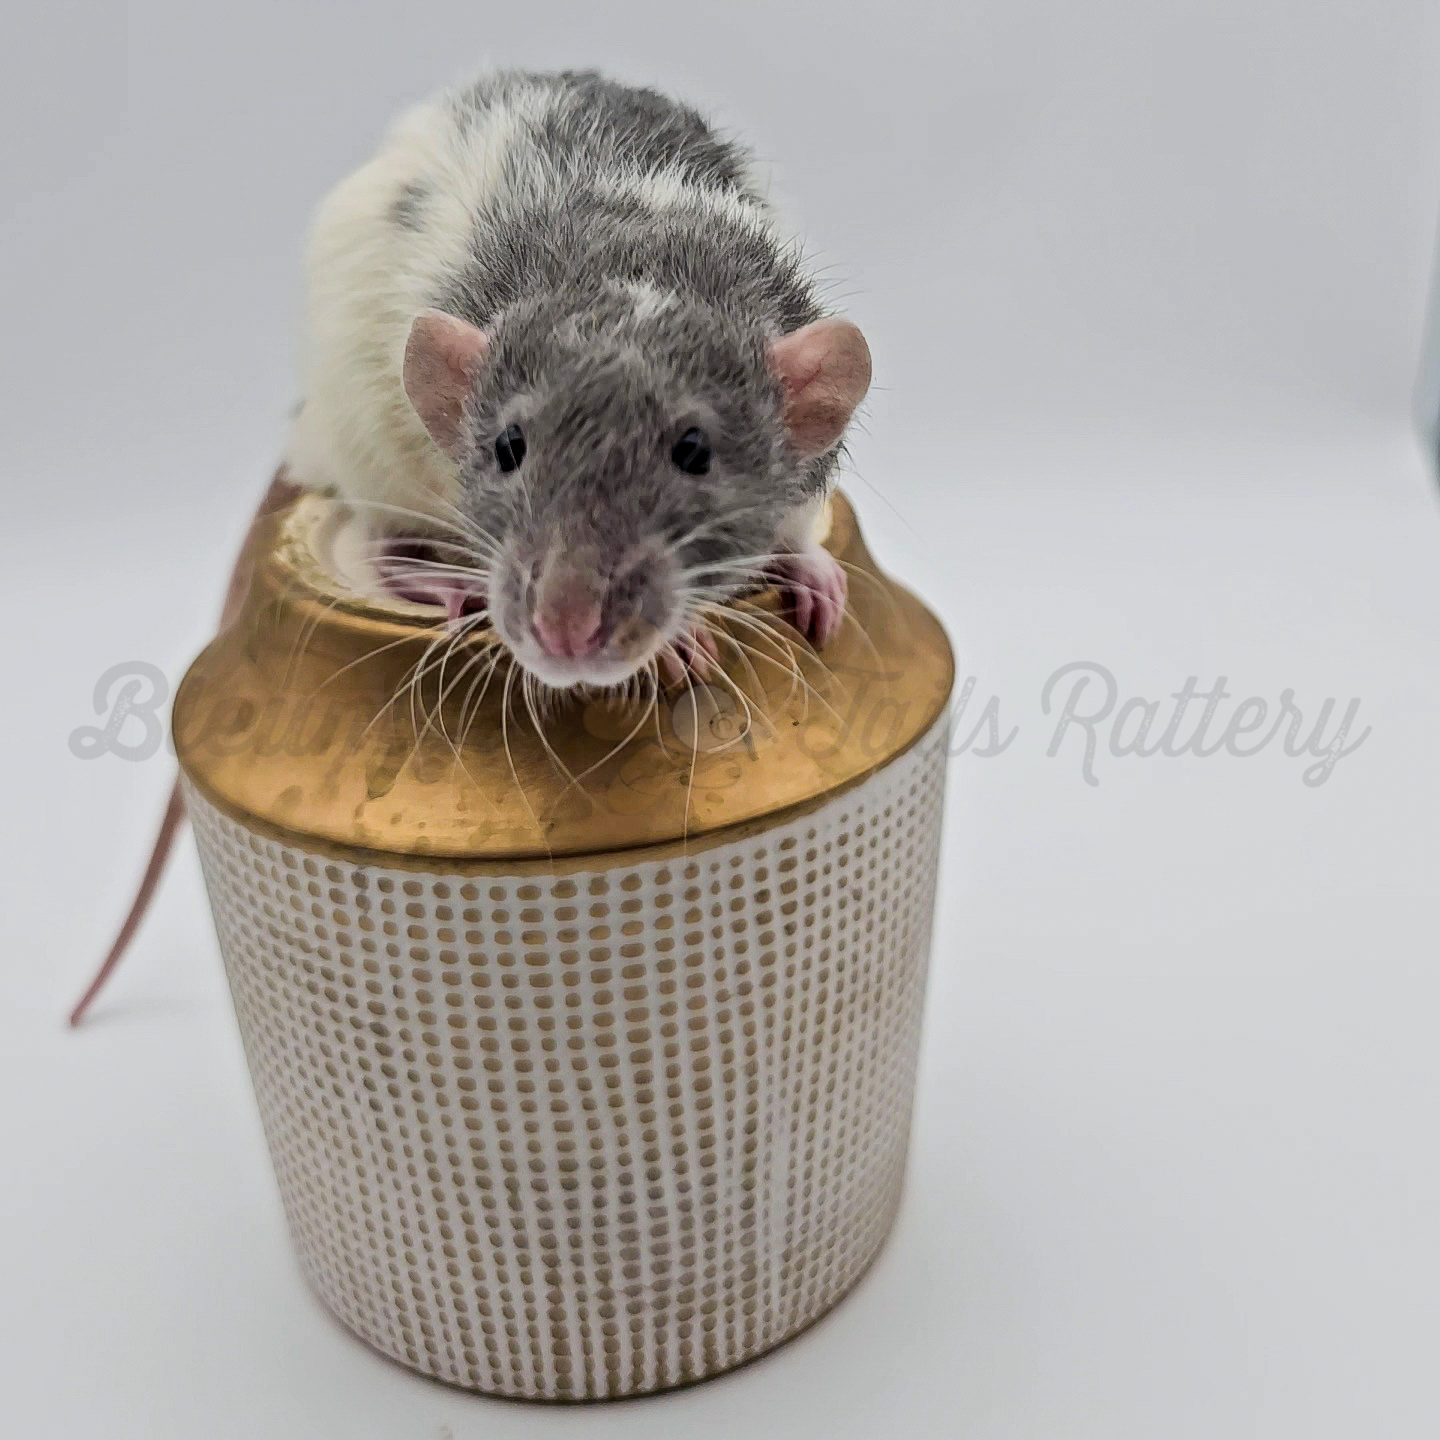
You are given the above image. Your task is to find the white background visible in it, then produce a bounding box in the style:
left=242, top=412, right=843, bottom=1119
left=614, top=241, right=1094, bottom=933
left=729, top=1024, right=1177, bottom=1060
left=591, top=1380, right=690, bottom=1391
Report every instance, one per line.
left=5, top=3, right=1440, bottom=1436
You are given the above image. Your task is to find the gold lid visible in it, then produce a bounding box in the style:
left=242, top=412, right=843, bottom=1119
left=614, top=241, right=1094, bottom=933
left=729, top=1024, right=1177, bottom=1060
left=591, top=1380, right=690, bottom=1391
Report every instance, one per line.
left=174, top=491, right=954, bottom=867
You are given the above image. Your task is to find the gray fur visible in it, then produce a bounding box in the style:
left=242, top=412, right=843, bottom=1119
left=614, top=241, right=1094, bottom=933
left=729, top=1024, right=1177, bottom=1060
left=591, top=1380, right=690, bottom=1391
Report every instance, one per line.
left=410, top=71, right=854, bottom=686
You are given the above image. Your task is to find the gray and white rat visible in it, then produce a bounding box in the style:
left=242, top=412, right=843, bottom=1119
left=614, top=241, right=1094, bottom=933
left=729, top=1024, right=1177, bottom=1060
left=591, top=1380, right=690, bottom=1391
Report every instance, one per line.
left=297, top=67, right=869, bottom=684
left=71, top=67, right=871, bottom=1022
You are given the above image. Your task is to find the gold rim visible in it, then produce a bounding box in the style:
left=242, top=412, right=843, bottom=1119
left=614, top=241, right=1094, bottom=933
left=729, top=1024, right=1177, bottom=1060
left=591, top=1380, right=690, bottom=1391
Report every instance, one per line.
left=175, top=488, right=955, bottom=863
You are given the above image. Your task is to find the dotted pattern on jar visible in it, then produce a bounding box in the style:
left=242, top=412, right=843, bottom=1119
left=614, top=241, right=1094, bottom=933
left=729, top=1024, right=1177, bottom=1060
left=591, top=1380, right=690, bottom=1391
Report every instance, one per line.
left=187, top=715, right=948, bottom=1400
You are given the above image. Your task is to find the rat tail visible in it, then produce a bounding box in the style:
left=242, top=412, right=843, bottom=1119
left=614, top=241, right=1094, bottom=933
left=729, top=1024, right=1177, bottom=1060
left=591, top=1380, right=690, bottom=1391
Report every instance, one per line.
left=67, top=468, right=304, bottom=1028
left=68, top=782, right=187, bottom=1027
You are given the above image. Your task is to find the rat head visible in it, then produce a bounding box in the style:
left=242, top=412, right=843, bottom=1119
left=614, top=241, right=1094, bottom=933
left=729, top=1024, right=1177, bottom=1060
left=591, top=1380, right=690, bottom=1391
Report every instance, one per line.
left=398, top=289, right=870, bottom=689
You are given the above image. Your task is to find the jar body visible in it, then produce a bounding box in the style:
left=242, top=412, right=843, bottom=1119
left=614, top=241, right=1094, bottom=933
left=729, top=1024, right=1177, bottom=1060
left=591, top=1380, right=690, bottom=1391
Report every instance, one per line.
left=187, top=713, right=948, bottom=1400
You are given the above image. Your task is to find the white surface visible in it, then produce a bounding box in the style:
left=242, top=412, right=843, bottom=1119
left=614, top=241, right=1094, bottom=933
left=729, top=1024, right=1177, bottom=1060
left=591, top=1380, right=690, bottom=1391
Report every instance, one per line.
left=5, top=2, right=1440, bottom=1437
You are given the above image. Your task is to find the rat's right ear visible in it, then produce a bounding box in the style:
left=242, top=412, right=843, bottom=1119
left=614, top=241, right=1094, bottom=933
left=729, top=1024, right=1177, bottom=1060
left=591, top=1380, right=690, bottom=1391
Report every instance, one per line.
left=403, top=309, right=492, bottom=458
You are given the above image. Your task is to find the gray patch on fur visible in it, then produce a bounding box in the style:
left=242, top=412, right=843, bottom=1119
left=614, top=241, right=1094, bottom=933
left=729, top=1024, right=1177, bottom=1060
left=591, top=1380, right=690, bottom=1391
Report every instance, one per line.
left=390, top=180, right=430, bottom=231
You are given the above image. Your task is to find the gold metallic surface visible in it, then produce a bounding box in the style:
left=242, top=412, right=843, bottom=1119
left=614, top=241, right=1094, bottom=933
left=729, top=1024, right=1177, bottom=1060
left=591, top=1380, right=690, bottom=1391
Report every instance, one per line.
left=174, top=491, right=954, bottom=863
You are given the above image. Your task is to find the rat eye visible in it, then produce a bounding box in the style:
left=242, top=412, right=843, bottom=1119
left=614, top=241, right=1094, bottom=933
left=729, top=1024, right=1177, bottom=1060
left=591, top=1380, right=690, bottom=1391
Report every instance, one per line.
left=495, top=424, right=526, bottom=473
left=671, top=427, right=711, bottom=476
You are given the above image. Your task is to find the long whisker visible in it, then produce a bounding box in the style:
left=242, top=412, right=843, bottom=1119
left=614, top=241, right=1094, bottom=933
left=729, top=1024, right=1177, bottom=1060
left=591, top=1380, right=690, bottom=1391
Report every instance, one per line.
left=690, top=605, right=772, bottom=723
left=522, top=671, right=582, bottom=791
left=549, top=683, right=655, bottom=800
left=458, top=645, right=510, bottom=745
left=415, top=616, right=497, bottom=761
left=500, top=662, right=546, bottom=844
left=690, top=597, right=809, bottom=708
left=724, top=601, right=852, bottom=731
left=357, top=614, right=469, bottom=749
left=680, top=664, right=701, bottom=851
left=339, top=497, right=490, bottom=545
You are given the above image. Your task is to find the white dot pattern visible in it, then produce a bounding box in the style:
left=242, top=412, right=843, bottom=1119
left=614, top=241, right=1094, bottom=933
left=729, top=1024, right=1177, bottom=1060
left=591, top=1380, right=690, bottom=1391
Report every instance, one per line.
left=186, top=716, right=948, bottom=1399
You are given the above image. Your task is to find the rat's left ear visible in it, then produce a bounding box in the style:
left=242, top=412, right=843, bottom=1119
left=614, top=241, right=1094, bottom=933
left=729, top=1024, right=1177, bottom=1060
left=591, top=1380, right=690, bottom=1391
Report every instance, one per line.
left=768, top=318, right=872, bottom=458
left=403, top=309, right=492, bottom=458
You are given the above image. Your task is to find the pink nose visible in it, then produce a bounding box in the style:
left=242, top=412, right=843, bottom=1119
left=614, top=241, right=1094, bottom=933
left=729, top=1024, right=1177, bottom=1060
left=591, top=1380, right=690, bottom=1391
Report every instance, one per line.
left=533, top=603, right=605, bottom=658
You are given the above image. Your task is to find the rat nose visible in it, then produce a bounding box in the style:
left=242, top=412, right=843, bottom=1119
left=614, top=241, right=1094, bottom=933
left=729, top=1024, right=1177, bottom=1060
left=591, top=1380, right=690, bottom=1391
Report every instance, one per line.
left=533, top=600, right=605, bottom=658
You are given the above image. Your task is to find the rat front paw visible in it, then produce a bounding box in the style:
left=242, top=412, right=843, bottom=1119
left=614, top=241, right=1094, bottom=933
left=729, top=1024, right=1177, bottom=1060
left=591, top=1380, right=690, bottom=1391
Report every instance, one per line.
left=374, top=539, right=487, bottom=623
left=769, top=548, right=848, bottom=649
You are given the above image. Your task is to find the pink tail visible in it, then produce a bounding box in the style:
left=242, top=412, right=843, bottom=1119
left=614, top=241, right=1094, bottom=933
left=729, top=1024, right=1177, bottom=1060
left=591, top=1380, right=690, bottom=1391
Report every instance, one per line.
left=68, top=470, right=301, bottom=1027
left=69, top=781, right=187, bottom=1027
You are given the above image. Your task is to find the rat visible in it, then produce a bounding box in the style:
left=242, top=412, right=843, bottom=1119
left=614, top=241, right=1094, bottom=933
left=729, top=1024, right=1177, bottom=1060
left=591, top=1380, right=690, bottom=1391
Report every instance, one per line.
left=70, top=68, right=871, bottom=1025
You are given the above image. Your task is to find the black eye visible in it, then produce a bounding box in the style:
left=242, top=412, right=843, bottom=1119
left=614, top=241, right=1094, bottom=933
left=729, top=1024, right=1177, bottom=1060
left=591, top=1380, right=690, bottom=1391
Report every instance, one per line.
left=495, top=424, right=526, bottom=473
left=671, top=427, right=711, bottom=476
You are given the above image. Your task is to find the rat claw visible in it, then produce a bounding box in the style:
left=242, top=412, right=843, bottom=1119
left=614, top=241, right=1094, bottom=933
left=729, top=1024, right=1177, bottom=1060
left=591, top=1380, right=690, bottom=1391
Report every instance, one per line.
left=770, top=548, right=848, bottom=648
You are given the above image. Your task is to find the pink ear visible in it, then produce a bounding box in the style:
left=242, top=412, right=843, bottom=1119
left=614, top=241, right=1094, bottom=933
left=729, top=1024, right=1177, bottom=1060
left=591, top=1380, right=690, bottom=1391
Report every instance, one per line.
left=768, top=318, right=872, bottom=458
left=402, top=309, right=492, bottom=457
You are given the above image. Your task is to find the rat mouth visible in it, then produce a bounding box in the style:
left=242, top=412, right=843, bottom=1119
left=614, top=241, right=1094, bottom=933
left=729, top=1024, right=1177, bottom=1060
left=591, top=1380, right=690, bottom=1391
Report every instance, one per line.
left=495, top=597, right=702, bottom=693
left=500, top=608, right=687, bottom=690
left=503, top=616, right=724, bottom=694
left=510, top=647, right=663, bottom=691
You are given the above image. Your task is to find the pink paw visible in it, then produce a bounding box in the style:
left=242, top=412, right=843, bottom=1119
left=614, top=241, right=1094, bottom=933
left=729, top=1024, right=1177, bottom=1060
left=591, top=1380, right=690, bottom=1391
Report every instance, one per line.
left=374, top=539, right=486, bottom=623
left=769, top=548, right=848, bottom=648
left=660, top=622, right=720, bottom=685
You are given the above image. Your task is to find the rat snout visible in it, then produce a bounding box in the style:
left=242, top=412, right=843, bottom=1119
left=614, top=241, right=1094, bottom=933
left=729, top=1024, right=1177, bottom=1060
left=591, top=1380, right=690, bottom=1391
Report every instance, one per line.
left=533, top=590, right=605, bottom=659
left=528, top=558, right=609, bottom=662
left=497, top=538, right=679, bottom=690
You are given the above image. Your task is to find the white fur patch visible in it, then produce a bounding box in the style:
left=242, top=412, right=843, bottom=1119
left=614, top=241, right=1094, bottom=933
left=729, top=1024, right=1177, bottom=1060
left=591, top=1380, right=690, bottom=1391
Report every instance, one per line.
left=774, top=490, right=831, bottom=552
left=597, top=164, right=776, bottom=238
left=287, top=81, right=554, bottom=524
